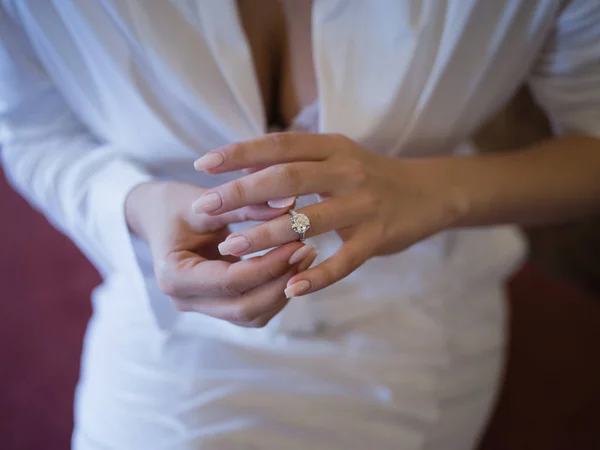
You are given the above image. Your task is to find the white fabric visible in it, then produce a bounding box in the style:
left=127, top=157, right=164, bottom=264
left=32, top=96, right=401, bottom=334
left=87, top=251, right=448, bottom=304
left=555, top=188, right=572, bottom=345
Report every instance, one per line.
left=1, top=1, right=599, bottom=448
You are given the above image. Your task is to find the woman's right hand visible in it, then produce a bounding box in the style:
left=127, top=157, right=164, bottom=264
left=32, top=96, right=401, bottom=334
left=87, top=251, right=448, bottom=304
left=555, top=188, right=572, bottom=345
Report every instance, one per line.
left=124, top=181, right=317, bottom=327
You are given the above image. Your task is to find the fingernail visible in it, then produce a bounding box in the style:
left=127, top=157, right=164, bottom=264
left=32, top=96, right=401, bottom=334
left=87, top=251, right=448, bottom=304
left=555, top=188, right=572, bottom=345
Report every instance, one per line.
left=284, top=280, right=311, bottom=298
left=288, top=244, right=315, bottom=265
left=268, top=196, right=296, bottom=209
left=192, top=193, right=222, bottom=213
left=298, top=249, right=318, bottom=272
left=194, top=152, right=224, bottom=171
left=218, top=235, right=250, bottom=255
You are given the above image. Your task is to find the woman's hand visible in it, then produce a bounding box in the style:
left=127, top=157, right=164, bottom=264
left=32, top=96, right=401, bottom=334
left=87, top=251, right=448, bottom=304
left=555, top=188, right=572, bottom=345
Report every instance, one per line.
left=125, top=180, right=317, bottom=327
left=191, top=133, right=467, bottom=298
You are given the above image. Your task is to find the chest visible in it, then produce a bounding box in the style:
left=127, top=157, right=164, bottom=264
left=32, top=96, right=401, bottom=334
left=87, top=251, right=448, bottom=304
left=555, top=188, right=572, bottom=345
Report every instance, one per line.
left=237, top=0, right=317, bottom=128
left=16, top=0, right=561, bottom=162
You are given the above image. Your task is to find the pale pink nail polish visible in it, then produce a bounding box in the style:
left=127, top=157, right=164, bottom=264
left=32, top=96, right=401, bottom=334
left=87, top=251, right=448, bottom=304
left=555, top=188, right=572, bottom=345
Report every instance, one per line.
left=192, top=193, right=222, bottom=213
left=218, top=235, right=250, bottom=255
left=298, top=250, right=318, bottom=272
left=284, top=280, right=311, bottom=298
left=194, top=152, right=224, bottom=171
left=288, top=245, right=314, bottom=265
left=267, top=196, right=296, bottom=209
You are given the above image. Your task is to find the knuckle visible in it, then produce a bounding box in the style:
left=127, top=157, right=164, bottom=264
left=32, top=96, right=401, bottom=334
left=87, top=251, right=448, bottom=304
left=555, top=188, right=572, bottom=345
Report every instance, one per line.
left=332, top=134, right=364, bottom=163
left=256, top=226, right=274, bottom=246
left=249, top=316, right=271, bottom=328
left=370, top=191, right=384, bottom=210
left=171, top=297, right=194, bottom=312
left=346, top=160, right=369, bottom=185
left=330, top=133, right=348, bottom=145
left=355, top=190, right=379, bottom=212
left=248, top=301, right=285, bottom=328
left=263, top=263, right=280, bottom=282
left=354, top=162, right=370, bottom=184
left=268, top=133, right=289, bottom=153
left=234, top=320, right=263, bottom=329
left=229, top=303, right=257, bottom=324
left=157, top=277, right=178, bottom=297
left=234, top=207, right=250, bottom=223
left=279, top=163, right=302, bottom=187
left=374, top=225, right=391, bottom=252
left=231, top=179, right=246, bottom=203
left=331, top=133, right=355, bottom=152
left=223, top=280, right=242, bottom=298
left=155, top=262, right=179, bottom=297
left=223, top=266, right=243, bottom=297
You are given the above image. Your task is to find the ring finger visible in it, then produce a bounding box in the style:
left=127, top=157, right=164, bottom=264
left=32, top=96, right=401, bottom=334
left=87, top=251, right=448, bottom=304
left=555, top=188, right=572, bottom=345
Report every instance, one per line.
left=217, top=194, right=365, bottom=257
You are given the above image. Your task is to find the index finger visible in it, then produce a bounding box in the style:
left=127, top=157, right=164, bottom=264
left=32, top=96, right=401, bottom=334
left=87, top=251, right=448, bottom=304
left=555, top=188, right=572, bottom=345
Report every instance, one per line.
left=193, top=133, right=336, bottom=174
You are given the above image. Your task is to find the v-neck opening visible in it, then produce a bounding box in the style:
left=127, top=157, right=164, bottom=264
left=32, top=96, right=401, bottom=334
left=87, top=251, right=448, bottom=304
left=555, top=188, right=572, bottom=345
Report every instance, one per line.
left=228, top=0, right=321, bottom=135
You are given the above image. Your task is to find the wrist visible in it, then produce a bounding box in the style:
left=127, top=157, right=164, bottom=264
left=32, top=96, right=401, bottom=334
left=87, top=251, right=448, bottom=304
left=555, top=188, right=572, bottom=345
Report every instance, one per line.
left=430, top=159, right=473, bottom=228
left=419, top=153, right=511, bottom=228
left=393, top=157, right=472, bottom=229
left=124, top=180, right=166, bottom=241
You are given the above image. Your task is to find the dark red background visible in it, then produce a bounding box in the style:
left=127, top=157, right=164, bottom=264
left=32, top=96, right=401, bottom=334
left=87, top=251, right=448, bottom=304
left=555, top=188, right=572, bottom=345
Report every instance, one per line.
left=1, top=169, right=599, bottom=450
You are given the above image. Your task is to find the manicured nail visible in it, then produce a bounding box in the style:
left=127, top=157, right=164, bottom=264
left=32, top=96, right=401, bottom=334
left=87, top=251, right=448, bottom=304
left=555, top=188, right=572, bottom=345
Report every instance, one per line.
left=194, top=152, right=224, bottom=171
left=288, top=244, right=315, bottom=265
left=218, top=235, right=250, bottom=255
left=192, top=193, right=222, bottom=213
left=298, top=249, right=318, bottom=272
left=284, top=280, right=311, bottom=298
left=267, top=196, right=296, bottom=209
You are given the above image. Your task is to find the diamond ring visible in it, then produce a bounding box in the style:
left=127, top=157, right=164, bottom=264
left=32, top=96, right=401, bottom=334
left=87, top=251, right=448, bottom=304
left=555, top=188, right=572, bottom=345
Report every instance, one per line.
left=290, top=210, right=311, bottom=241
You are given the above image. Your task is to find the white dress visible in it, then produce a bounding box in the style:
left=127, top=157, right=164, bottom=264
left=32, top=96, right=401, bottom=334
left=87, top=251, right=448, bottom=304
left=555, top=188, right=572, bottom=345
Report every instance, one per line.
left=1, top=1, right=600, bottom=449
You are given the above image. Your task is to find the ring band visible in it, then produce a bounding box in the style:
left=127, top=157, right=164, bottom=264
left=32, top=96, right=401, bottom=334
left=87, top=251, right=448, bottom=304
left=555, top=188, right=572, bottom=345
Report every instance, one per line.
left=290, top=209, right=311, bottom=241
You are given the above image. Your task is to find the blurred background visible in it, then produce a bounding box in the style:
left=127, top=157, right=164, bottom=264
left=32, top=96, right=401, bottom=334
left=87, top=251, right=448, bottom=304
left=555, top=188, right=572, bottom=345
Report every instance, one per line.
left=1, top=88, right=600, bottom=449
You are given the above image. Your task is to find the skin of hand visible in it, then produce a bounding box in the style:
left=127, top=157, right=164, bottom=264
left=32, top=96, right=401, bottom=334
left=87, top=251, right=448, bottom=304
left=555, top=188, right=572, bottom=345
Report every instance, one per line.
left=190, top=132, right=600, bottom=298
left=125, top=180, right=318, bottom=327
left=190, top=133, right=466, bottom=298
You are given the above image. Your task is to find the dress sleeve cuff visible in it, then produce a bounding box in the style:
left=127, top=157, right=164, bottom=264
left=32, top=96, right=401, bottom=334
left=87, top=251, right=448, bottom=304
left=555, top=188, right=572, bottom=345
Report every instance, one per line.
left=87, top=156, right=154, bottom=276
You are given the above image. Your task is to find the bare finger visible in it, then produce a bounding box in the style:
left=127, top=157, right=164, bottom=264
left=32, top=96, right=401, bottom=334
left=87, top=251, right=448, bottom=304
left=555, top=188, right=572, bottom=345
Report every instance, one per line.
left=217, top=194, right=367, bottom=256
left=193, top=133, right=338, bottom=174
left=203, top=203, right=294, bottom=231
left=156, top=241, right=305, bottom=298
left=187, top=268, right=295, bottom=327
left=284, top=237, right=371, bottom=297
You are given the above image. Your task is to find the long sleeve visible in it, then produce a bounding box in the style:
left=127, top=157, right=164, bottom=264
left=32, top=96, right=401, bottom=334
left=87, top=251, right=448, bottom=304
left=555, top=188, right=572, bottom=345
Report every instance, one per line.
left=0, top=8, right=153, bottom=276
left=528, top=0, right=600, bottom=139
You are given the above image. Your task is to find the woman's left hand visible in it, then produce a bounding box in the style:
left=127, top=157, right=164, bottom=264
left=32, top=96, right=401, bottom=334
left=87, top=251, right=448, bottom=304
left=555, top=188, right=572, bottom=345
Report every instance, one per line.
left=191, top=133, right=467, bottom=297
